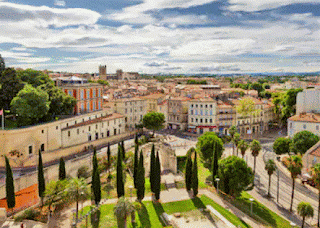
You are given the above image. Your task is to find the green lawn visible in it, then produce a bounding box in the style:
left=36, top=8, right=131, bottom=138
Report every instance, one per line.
left=78, top=195, right=251, bottom=228
left=234, top=192, right=294, bottom=228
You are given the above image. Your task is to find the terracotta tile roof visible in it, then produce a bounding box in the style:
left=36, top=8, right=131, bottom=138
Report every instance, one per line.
left=289, top=113, right=320, bottom=123
left=141, top=93, right=166, bottom=99
left=62, top=113, right=124, bottom=130
left=308, top=141, right=320, bottom=157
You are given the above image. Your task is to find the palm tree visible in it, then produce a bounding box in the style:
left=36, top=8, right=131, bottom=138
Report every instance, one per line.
left=114, top=197, right=135, bottom=228
left=233, top=133, right=241, bottom=156
left=66, top=178, right=89, bottom=222
left=228, top=126, right=237, bottom=155
left=238, top=140, right=248, bottom=158
left=288, top=155, right=302, bottom=212
left=297, top=201, right=314, bottom=228
left=250, top=139, right=261, bottom=178
left=265, top=159, right=276, bottom=197
left=312, top=163, right=320, bottom=227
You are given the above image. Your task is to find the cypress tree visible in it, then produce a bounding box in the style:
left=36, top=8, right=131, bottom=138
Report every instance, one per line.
left=5, top=156, right=15, bottom=209
left=150, top=144, right=156, bottom=193
left=38, top=150, right=45, bottom=206
left=93, top=169, right=101, bottom=205
left=107, top=143, right=111, bottom=168
left=212, top=142, right=219, bottom=187
left=135, top=134, right=139, bottom=145
left=137, top=151, right=145, bottom=201
left=133, top=144, right=139, bottom=189
left=185, top=154, right=193, bottom=191
left=58, top=157, right=66, bottom=180
left=192, top=152, right=199, bottom=197
left=92, top=147, right=98, bottom=175
left=116, top=146, right=125, bottom=198
left=121, top=141, right=125, bottom=160
left=154, top=152, right=161, bottom=200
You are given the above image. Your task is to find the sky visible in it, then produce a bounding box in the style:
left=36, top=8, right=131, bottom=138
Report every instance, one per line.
left=1, top=0, right=320, bottom=74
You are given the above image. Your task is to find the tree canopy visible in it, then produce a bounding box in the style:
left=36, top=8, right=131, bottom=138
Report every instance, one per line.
left=291, top=131, right=319, bottom=155
left=218, top=156, right=254, bottom=197
left=197, top=132, right=224, bottom=168
left=273, top=137, right=292, bottom=155
left=11, top=84, right=50, bottom=126
left=142, top=112, right=165, bottom=135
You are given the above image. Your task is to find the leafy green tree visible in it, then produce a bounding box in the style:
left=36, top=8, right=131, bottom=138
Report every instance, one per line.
left=288, top=155, right=303, bottom=212
left=38, top=83, right=76, bottom=118
left=5, top=156, right=15, bottom=210
left=218, top=156, right=254, bottom=197
left=238, top=140, right=248, bottom=158
left=44, top=180, right=68, bottom=214
left=0, top=68, right=23, bottom=110
left=236, top=97, right=258, bottom=133
left=66, top=178, right=89, bottom=222
left=155, top=152, right=161, bottom=200
left=150, top=144, right=156, bottom=193
left=281, top=88, right=303, bottom=125
left=185, top=152, right=193, bottom=191
left=116, top=146, right=125, bottom=198
left=312, top=163, right=320, bottom=227
left=58, top=157, right=66, bottom=180
left=113, top=197, right=135, bottom=228
left=38, top=151, right=45, bottom=207
left=273, top=137, right=292, bottom=155
left=10, top=84, right=50, bottom=126
left=142, top=112, right=165, bottom=136
left=197, top=132, right=224, bottom=169
left=297, top=202, right=314, bottom=228
left=228, top=126, right=237, bottom=155
left=77, top=166, right=90, bottom=179
left=212, top=142, right=219, bottom=185
left=291, top=131, right=319, bottom=155
left=137, top=151, right=145, bottom=201
left=265, top=159, right=276, bottom=197
left=192, top=152, right=199, bottom=197
left=250, top=140, right=261, bottom=178
left=17, top=69, right=53, bottom=87
left=133, top=144, right=139, bottom=189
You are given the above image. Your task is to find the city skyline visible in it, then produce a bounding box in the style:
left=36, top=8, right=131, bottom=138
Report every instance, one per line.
left=0, top=0, right=320, bottom=74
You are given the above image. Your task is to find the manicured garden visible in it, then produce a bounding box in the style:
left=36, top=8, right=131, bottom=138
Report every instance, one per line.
left=78, top=194, right=251, bottom=228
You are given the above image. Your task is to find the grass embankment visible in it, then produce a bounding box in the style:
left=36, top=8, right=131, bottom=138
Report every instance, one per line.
left=79, top=195, right=250, bottom=228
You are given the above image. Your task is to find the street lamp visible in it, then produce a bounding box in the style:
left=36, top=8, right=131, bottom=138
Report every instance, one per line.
left=129, top=185, right=133, bottom=200
left=249, top=198, right=254, bottom=214
left=277, top=169, right=280, bottom=203
left=290, top=222, right=296, bottom=228
left=215, top=178, right=220, bottom=194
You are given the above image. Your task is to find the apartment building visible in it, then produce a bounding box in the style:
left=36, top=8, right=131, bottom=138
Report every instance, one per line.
left=231, top=97, right=264, bottom=137
left=141, top=93, right=167, bottom=112
left=158, top=100, right=168, bottom=128
left=296, top=89, right=320, bottom=115
left=113, top=98, right=147, bottom=128
left=216, top=101, right=236, bottom=135
left=187, top=98, right=217, bottom=134
left=0, top=110, right=125, bottom=161
left=55, top=76, right=103, bottom=114
left=167, top=97, right=190, bottom=131
left=288, top=113, right=320, bottom=137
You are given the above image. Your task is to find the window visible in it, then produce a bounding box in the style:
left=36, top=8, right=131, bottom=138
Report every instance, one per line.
left=200, top=105, right=203, bottom=108
left=195, top=110, right=198, bottom=115
left=195, top=104, right=198, bottom=108
left=205, top=105, right=207, bottom=108
left=205, top=119, right=207, bottom=123
left=75, top=121, right=77, bottom=124
left=191, top=104, right=194, bottom=108
left=89, top=126, right=91, bottom=131
left=56, top=126, right=58, bottom=130
left=81, top=90, right=84, bottom=100
left=28, top=146, right=33, bottom=155
left=95, top=132, right=99, bottom=140
left=68, top=90, right=73, bottom=96
left=190, top=110, right=193, bottom=115
left=42, top=130, right=44, bottom=134
left=40, top=144, right=45, bottom=152
left=210, top=110, right=213, bottom=115
left=303, top=124, right=306, bottom=129
left=317, top=126, right=319, bottom=131
left=87, top=90, right=90, bottom=99
left=200, top=110, right=203, bottom=115
left=191, top=118, right=193, bottom=122
left=210, top=105, right=212, bottom=108
left=200, top=118, right=203, bottom=123
left=68, top=131, right=70, bottom=137
left=93, top=89, right=96, bottom=98
left=96, top=124, right=98, bottom=129
left=83, top=119, right=84, bottom=122
left=210, top=119, right=212, bottom=123
left=101, top=133, right=104, bottom=138
left=77, top=129, right=80, bottom=134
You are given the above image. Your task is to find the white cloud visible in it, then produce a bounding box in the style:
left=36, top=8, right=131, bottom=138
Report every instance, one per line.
left=161, top=14, right=209, bottom=25
left=227, top=0, right=317, bottom=12
left=107, top=0, right=216, bottom=24
left=18, top=57, right=51, bottom=63
left=54, top=0, right=66, bottom=7
left=0, top=2, right=100, bottom=27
